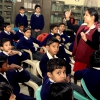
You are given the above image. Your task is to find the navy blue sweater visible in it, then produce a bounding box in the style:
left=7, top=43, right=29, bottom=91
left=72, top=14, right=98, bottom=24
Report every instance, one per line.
left=0, top=52, right=27, bottom=65
left=15, top=30, right=24, bottom=40
left=17, top=36, right=42, bottom=53
left=74, top=68, right=100, bottom=100
left=0, top=31, right=16, bottom=45
left=15, top=14, right=28, bottom=27
left=30, top=14, right=44, bottom=30
left=42, top=34, right=53, bottom=46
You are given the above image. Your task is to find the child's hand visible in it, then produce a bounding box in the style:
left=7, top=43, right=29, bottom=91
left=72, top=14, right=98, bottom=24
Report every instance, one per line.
left=9, top=50, right=20, bottom=56
left=81, top=32, right=87, bottom=42
left=34, top=29, right=39, bottom=32
left=10, top=64, right=22, bottom=70
left=11, top=30, right=16, bottom=34
left=39, top=48, right=44, bottom=53
left=65, top=9, right=71, bottom=20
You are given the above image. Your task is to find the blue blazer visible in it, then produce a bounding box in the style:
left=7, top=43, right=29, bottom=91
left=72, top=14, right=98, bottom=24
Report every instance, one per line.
left=41, top=75, right=53, bottom=100
left=39, top=53, right=49, bottom=77
left=41, top=34, right=53, bottom=46
left=74, top=68, right=100, bottom=100
left=15, top=30, right=24, bottom=40
left=0, top=69, right=33, bottom=100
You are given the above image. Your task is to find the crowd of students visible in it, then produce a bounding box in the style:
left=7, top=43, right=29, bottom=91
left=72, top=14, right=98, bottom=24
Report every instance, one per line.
left=0, top=4, right=100, bottom=100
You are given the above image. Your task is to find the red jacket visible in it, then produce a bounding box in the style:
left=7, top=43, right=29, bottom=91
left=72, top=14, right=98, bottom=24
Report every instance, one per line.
left=73, top=23, right=99, bottom=64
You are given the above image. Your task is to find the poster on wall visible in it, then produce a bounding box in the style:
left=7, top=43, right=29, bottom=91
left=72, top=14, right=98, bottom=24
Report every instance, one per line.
left=84, top=0, right=98, bottom=7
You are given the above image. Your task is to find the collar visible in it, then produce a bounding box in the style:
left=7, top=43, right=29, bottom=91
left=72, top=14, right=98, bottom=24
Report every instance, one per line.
left=4, top=31, right=11, bottom=35
left=50, top=33, right=54, bottom=35
left=24, top=36, right=28, bottom=40
left=0, top=72, right=6, bottom=75
left=49, top=78, right=55, bottom=83
left=46, top=51, right=58, bottom=59
left=20, top=13, right=24, bottom=16
left=58, top=30, right=63, bottom=35
left=19, top=30, right=23, bottom=33
left=34, top=12, right=41, bottom=15
left=93, top=67, right=100, bottom=70
left=3, top=51, right=9, bottom=56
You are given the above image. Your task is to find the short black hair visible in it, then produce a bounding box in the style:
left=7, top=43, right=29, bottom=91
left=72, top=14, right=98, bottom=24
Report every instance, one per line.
left=46, top=37, right=59, bottom=46
left=18, top=23, right=25, bottom=27
left=3, top=22, right=10, bottom=28
left=0, top=82, right=13, bottom=100
left=58, top=23, right=65, bottom=27
left=49, top=82, right=73, bottom=100
left=19, top=6, right=25, bottom=10
left=0, top=55, right=8, bottom=68
left=0, top=38, right=11, bottom=47
left=35, top=5, right=41, bottom=9
left=23, top=27, right=31, bottom=33
left=53, top=33, right=61, bottom=38
left=50, top=24, right=58, bottom=31
left=47, top=58, right=66, bottom=73
left=87, top=8, right=98, bottom=22
left=90, top=50, right=100, bottom=68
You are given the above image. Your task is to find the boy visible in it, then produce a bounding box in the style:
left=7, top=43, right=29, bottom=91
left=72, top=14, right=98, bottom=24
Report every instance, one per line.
left=74, top=50, right=100, bottom=100
left=42, top=24, right=58, bottom=46
left=40, top=37, right=59, bottom=77
left=41, top=58, right=85, bottom=100
left=30, top=5, right=44, bottom=38
left=15, top=6, right=28, bottom=28
left=0, top=38, right=42, bottom=86
left=0, top=82, right=16, bottom=100
left=49, top=82, right=73, bottom=100
left=0, top=55, right=34, bottom=100
left=17, top=27, right=43, bottom=61
left=0, top=22, right=16, bottom=46
left=15, top=23, right=24, bottom=41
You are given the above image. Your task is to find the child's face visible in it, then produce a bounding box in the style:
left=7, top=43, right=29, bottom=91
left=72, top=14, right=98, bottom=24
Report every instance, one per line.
left=1, top=41, right=12, bottom=52
left=0, top=62, right=10, bottom=72
left=47, top=42, right=59, bottom=56
left=59, top=25, right=65, bottom=32
left=4, top=25, right=11, bottom=32
left=51, top=27, right=58, bottom=34
left=35, top=7, right=41, bottom=13
left=9, top=93, right=16, bottom=100
left=19, top=9, right=25, bottom=14
left=24, top=30, right=31, bottom=38
left=47, top=67, right=66, bottom=82
left=19, top=26, right=24, bottom=32
left=55, top=36, right=61, bottom=42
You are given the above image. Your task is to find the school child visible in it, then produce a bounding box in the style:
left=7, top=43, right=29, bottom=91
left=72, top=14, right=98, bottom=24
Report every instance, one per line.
left=30, top=5, right=44, bottom=38
left=15, top=6, right=28, bottom=28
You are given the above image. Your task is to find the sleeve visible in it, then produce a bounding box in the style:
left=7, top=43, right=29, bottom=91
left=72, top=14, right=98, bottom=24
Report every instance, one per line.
left=67, top=20, right=80, bottom=33
left=30, top=14, right=35, bottom=30
left=15, top=15, right=19, bottom=27
left=85, top=30, right=99, bottom=50
left=62, top=34, right=69, bottom=44
left=40, top=15, right=44, bottom=30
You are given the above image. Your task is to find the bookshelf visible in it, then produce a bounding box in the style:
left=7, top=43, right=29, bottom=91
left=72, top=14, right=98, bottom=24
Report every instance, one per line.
left=0, top=0, right=13, bottom=23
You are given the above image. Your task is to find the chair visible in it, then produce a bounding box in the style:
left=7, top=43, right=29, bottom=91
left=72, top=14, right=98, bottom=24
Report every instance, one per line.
left=81, top=78, right=97, bottom=100
left=35, top=86, right=89, bottom=100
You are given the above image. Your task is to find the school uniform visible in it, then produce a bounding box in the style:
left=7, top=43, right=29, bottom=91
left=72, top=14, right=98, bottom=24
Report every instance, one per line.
left=15, top=13, right=28, bottom=28
left=41, top=33, right=54, bottom=46
left=41, top=75, right=85, bottom=100
left=0, top=31, right=16, bottom=45
left=39, top=51, right=58, bottom=77
left=17, top=36, right=43, bottom=60
left=30, top=13, right=44, bottom=38
left=0, top=68, right=34, bottom=100
left=15, top=30, right=24, bottom=40
left=74, top=68, right=100, bottom=100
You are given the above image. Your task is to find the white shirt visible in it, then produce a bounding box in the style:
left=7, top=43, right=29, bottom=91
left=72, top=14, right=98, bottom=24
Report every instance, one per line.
left=50, top=33, right=54, bottom=35
left=58, top=30, right=63, bottom=35
left=19, top=30, right=23, bottom=33
left=46, top=51, right=58, bottom=59
left=20, top=13, right=24, bottom=17
left=0, top=72, right=9, bottom=82
left=4, top=30, right=11, bottom=35
left=93, top=67, right=100, bottom=70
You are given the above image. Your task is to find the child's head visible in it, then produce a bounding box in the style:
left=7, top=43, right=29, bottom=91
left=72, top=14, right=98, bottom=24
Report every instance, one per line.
left=90, top=50, right=100, bottom=68
left=0, top=82, right=16, bottom=100
left=49, top=82, right=73, bottom=100
left=23, top=27, right=31, bottom=38
left=53, top=34, right=61, bottom=42
left=50, top=24, right=58, bottom=34
left=0, top=55, right=10, bottom=73
left=47, top=58, right=66, bottom=82
left=35, top=5, right=41, bottom=13
left=0, top=38, right=11, bottom=52
left=18, top=23, right=24, bottom=32
left=46, top=37, right=59, bottom=56
left=58, top=23, right=65, bottom=32
left=3, top=22, right=11, bottom=32
left=19, top=6, right=25, bottom=14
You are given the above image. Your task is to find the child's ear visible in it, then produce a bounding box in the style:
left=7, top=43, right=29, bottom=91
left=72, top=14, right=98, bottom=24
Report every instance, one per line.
left=47, top=72, right=52, bottom=78
left=0, top=47, right=3, bottom=50
left=46, top=46, right=49, bottom=50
